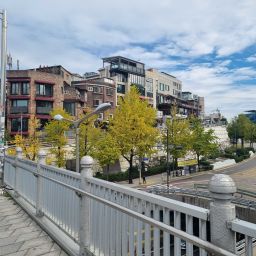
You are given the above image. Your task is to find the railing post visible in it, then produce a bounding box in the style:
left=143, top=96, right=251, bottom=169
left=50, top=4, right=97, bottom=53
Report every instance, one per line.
left=35, top=149, right=46, bottom=217
left=14, top=147, right=22, bottom=197
left=79, top=155, right=93, bottom=256
left=209, top=174, right=237, bottom=254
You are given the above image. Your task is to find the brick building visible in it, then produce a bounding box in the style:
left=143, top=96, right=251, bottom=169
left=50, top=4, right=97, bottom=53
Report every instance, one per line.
left=72, top=77, right=116, bottom=119
left=6, top=66, right=85, bottom=136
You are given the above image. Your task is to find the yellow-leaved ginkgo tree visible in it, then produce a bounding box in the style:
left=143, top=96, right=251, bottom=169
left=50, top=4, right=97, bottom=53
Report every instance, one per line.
left=110, top=87, right=159, bottom=184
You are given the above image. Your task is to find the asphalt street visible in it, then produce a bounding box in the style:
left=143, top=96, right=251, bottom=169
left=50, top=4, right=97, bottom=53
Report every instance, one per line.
left=120, top=156, right=256, bottom=192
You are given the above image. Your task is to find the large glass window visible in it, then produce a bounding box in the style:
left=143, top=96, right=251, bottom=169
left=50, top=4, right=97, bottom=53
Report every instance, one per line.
left=117, top=84, right=125, bottom=94
left=36, top=101, right=53, bottom=114
left=11, top=118, right=28, bottom=132
left=64, top=102, right=75, bottom=116
left=36, top=84, right=53, bottom=97
left=11, top=82, right=30, bottom=95
left=11, top=100, right=28, bottom=114
left=12, top=100, right=28, bottom=107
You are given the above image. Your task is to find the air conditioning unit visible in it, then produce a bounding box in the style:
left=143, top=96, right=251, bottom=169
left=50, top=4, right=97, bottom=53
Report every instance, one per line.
left=88, top=87, right=93, bottom=91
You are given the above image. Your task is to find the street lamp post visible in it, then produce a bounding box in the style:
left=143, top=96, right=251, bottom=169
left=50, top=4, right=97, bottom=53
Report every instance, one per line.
left=0, top=10, right=7, bottom=186
left=54, top=103, right=111, bottom=173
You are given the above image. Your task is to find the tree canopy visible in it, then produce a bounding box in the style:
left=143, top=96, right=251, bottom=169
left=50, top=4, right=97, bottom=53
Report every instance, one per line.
left=163, top=106, right=192, bottom=164
left=190, top=117, right=218, bottom=170
left=12, top=115, right=41, bottom=160
left=109, top=87, right=159, bottom=183
left=44, top=108, right=71, bottom=167
left=227, top=114, right=255, bottom=148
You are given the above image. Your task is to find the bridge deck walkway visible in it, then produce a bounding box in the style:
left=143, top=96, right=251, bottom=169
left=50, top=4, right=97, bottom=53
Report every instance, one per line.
left=0, top=192, right=67, bottom=256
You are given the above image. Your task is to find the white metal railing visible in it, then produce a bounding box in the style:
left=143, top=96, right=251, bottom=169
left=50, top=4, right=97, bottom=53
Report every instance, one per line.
left=3, top=149, right=256, bottom=256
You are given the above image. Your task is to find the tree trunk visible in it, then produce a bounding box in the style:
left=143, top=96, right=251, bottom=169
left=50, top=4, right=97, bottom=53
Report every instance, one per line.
left=197, top=154, right=200, bottom=172
left=241, top=138, right=244, bottom=149
left=107, top=164, right=110, bottom=181
left=128, top=154, right=133, bottom=184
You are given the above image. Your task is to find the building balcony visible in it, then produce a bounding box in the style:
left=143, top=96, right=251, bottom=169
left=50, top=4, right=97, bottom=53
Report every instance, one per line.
left=10, top=106, right=28, bottom=114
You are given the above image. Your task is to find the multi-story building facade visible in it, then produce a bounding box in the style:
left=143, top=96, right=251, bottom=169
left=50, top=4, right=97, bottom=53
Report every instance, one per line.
left=146, top=68, right=182, bottom=108
left=145, top=68, right=204, bottom=117
left=99, top=56, right=153, bottom=105
left=181, top=92, right=205, bottom=117
left=6, top=66, right=85, bottom=136
left=72, top=77, right=116, bottom=119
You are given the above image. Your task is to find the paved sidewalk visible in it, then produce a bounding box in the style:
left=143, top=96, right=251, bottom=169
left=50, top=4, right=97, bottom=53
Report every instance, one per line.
left=0, top=192, right=68, bottom=256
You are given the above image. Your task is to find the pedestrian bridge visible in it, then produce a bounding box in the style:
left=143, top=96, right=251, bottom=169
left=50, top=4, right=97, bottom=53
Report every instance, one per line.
left=2, top=148, right=256, bottom=256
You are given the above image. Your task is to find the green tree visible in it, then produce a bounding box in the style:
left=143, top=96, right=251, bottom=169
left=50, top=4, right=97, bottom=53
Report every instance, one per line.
left=246, top=122, right=256, bottom=147
left=227, top=115, right=252, bottom=148
left=110, top=87, right=159, bottom=183
left=78, top=115, right=102, bottom=158
left=92, top=132, right=120, bottom=180
left=163, top=106, right=192, bottom=168
left=45, top=108, right=71, bottom=167
left=190, top=118, right=218, bottom=171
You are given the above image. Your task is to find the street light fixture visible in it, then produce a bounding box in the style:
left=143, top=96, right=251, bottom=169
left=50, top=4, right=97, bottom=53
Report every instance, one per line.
left=54, top=102, right=111, bottom=173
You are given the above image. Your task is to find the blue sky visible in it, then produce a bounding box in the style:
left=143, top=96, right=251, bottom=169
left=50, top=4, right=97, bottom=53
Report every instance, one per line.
left=2, top=0, right=256, bottom=119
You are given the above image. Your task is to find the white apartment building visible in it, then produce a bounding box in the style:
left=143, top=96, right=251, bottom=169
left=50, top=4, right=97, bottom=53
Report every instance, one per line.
left=146, top=68, right=182, bottom=108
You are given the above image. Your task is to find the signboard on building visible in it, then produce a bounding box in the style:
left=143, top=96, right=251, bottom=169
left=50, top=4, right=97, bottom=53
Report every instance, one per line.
left=177, top=159, right=198, bottom=167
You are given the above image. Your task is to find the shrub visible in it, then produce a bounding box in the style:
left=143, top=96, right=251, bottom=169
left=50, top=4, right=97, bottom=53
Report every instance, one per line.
left=94, top=163, right=169, bottom=182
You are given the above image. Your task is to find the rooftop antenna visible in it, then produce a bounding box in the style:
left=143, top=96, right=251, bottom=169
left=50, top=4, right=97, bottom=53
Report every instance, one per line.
left=7, top=53, right=12, bottom=70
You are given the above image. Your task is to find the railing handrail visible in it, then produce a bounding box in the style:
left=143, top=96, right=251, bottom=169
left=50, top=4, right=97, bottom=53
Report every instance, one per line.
left=89, top=177, right=209, bottom=220
left=5, top=155, right=209, bottom=220
left=4, top=153, right=256, bottom=256
left=3, top=157, right=236, bottom=256
left=194, top=183, right=256, bottom=198
left=5, top=155, right=81, bottom=180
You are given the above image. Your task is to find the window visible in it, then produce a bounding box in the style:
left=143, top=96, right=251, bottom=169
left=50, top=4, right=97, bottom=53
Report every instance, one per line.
left=159, top=83, right=165, bottom=91
left=93, top=99, right=102, bottom=106
left=10, top=82, right=30, bottom=95
left=117, top=84, right=125, bottom=94
left=11, top=100, right=28, bottom=114
left=11, top=118, right=28, bottom=132
left=64, top=102, right=76, bottom=116
left=106, top=87, right=114, bottom=96
left=12, top=100, right=28, bottom=107
left=36, top=101, right=53, bottom=114
left=165, top=85, right=169, bottom=91
left=93, top=86, right=103, bottom=94
left=146, top=78, right=153, bottom=93
left=21, top=83, right=30, bottom=95
left=36, top=84, right=53, bottom=96
left=11, top=83, right=19, bottom=95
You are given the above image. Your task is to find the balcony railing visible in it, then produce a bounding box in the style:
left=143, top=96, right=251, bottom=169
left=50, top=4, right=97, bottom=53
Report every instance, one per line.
left=3, top=151, right=256, bottom=256
left=10, top=106, right=28, bottom=114
left=36, top=106, right=52, bottom=114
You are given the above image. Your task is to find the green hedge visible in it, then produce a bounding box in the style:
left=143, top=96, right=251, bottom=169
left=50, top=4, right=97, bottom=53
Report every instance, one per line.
left=94, top=163, right=170, bottom=182
left=221, top=146, right=253, bottom=163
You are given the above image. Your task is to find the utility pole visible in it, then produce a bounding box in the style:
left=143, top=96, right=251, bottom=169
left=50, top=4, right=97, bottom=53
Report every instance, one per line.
left=166, top=127, right=170, bottom=190
left=0, top=10, right=6, bottom=146
left=0, top=10, right=7, bottom=185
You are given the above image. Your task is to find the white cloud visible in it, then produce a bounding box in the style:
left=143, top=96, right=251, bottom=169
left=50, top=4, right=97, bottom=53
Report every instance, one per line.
left=247, top=54, right=256, bottom=62
left=171, top=64, right=256, bottom=119
left=2, top=0, right=256, bottom=119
